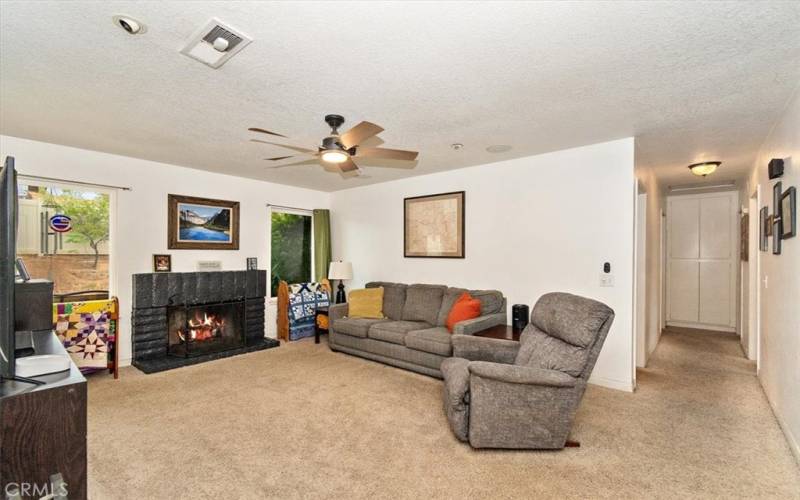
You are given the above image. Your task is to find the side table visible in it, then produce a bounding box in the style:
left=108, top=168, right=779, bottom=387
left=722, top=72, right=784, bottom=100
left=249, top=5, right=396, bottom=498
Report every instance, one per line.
left=471, top=324, right=523, bottom=341
left=315, top=307, right=329, bottom=344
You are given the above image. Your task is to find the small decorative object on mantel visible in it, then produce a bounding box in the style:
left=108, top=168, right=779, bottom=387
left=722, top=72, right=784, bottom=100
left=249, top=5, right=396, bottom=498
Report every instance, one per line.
left=780, top=186, right=796, bottom=239
left=768, top=158, right=784, bottom=179
left=168, top=194, right=240, bottom=250
left=153, top=254, right=171, bottom=272
left=197, top=260, right=223, bottom=271
left=740, top=213, right=749, bottom=262
left=759, top=206, right=769, bottom=251
left=246, top=257, right=258, bottom=270
left=404, top=191, right=465, bottom=258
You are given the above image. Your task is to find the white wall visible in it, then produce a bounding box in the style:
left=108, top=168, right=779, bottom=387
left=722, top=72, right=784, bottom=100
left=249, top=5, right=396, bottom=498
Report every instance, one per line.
left=742, top=87, right=800, bottom=462
left=330, top=138, right=636, bottom=392
left=0, top=135, right=330, bottom=363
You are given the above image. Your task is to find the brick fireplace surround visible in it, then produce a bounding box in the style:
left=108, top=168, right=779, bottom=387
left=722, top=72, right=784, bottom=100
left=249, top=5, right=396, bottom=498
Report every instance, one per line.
left=131, top=270, right=279, bottom=373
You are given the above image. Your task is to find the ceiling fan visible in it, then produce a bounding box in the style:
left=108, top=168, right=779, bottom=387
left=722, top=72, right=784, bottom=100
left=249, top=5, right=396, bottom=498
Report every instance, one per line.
left=248, top=114, right=418, bottom=177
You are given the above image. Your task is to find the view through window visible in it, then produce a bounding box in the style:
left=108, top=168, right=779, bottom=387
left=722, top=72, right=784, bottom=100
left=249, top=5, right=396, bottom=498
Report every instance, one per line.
left=270, top=210, right=312, bottom=296
left=17, top=180, right=111, bottom=300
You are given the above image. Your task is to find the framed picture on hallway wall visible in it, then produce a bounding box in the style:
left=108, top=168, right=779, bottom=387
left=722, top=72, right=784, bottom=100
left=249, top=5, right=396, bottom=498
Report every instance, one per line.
left=780, top=186, right=796, bottom=239
left=404, top=191, right=465, bottom=258
left=740, top=213, right=748, bottom=262
left=168, top=194, right=240, bottom=250
left=759, top=206, right=769, bottom=251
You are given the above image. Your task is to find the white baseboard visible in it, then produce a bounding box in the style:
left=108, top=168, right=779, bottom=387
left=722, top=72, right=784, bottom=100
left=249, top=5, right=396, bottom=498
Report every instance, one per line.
left=762, top=381, right=800, bottom=465
left=589, top=375, right=634, bottom=392
left=666, top=321, right=735, bottom=333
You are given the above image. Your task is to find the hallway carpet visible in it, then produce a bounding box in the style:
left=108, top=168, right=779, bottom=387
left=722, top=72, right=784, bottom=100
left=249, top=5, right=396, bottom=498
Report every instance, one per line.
left=87, top=328, right=800, bottom=499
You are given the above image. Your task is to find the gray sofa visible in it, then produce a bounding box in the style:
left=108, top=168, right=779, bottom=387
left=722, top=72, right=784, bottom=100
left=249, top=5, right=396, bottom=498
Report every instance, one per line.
left=328, top=282, right=506, bottom=378
left=441, top=292, right=614, bottom=449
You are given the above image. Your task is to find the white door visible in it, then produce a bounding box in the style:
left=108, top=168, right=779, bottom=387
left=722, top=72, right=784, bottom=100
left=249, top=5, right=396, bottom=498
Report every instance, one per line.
left=667, top=191, right=738, bottom=331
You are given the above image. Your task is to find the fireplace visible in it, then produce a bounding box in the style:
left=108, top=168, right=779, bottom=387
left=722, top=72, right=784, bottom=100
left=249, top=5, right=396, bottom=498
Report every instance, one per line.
left=167, top=300, right=245, bottom=358
left=131, top=270, right=278, bottom=374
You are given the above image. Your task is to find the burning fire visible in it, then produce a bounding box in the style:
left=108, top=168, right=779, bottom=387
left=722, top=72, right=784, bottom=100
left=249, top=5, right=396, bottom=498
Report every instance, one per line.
left=177, top=311, right=225, bottom=342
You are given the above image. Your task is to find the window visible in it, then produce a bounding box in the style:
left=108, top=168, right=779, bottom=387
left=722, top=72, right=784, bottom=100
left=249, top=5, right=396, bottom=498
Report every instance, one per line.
left=16, top=179, right=113, bottom=301
left=270, top=209, right=312, bottom=296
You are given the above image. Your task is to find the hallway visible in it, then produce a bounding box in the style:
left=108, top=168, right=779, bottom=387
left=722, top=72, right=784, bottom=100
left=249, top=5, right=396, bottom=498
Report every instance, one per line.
left=624, top=326, right=800, bottom=497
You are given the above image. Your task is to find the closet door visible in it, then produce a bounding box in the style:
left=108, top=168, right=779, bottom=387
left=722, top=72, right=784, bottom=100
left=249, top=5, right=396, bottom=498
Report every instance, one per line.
left=667, top=192, right=737, bottom=330
left=668, top=197, right=700, bottom=323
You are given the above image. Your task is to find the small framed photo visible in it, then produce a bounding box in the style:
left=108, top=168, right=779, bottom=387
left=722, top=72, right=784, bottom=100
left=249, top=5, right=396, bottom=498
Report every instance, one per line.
left=153, top=254, right=172, bottom=272
left=246, top=257, right=258, bottom=270
left=773, top=216, right=782, bottom=255
left=767, top=215, right=774, bottom=236
left=773, top=181, right=783, bottom=218
left=15, top=257, right=30, bottom=281
left=759, top=206, right=769, bottom=251
left=780, top=186, right=796, bottom=239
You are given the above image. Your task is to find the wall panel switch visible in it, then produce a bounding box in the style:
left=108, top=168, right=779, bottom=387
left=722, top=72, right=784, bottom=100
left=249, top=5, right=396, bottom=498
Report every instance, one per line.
left=600, top=274, right=615, bottom=287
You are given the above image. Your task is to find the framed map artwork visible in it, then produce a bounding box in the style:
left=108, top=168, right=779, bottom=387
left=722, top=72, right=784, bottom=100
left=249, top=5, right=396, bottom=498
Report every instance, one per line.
left=404, top=191, right=465, bottom=258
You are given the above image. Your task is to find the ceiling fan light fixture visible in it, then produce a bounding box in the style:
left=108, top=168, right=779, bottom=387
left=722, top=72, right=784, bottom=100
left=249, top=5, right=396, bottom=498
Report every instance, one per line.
left=688, top=161, right=721, bottom=177
left=321, top=150, right=349, bottom=164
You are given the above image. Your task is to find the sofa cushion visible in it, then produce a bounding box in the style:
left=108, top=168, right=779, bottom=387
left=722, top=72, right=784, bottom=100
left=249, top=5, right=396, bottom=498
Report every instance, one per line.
left=402, top=284, right=446, bottom=325
left=333, top=317, right=389, bottom=338
left=366, top=282, right=407, bottom=320
left=369, top=320, right=430, bottom=345
left=469, top=289, right=505, bottom=315
left=348, top=287, right=384, bottom=319
left=435, top=287, right=468, bottom=326
left=531, top=292, right=613, bottom=348
left=514, top=325, right=590, bottom=377
left=405, top=327, right=453, bottom=356
left=445, top=293, right=482, bottom=332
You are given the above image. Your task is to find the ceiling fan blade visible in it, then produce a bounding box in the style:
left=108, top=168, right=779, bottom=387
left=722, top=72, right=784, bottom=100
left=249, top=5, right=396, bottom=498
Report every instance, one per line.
left=248, top=127, right=288, bottom=138
left=339, top=121, right=384, bottom=149
left=338, top=157, right=360, bottom=173
left=265, top=155, right=295, bottom=161
left=355, top=147, right=418, bottom=161
left=250, top=139, right=318, bottom=155
left=264, top=159, right=319, bottom=169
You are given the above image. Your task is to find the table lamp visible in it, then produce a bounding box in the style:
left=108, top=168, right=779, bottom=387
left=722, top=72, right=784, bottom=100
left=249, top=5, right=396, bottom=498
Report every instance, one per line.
left=328, top=261, right=353, bottom=304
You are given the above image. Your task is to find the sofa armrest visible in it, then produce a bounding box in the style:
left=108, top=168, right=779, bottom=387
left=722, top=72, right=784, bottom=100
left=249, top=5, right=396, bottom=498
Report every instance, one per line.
left=451, top=335, right=520, bottom=364
left=468, top=361, right=577, bottom=387
left=452, top=312, right=506, bottom=336
left=329, top=303, right=349, bottom=322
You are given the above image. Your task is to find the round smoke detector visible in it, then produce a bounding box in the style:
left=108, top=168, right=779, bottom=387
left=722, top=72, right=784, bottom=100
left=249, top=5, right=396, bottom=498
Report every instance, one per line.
left=113, top=15, right=147, bottom=35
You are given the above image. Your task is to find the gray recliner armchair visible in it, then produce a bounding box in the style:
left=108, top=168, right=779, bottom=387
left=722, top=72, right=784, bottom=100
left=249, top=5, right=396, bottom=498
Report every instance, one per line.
left=441, top=292, right=614, bottom=449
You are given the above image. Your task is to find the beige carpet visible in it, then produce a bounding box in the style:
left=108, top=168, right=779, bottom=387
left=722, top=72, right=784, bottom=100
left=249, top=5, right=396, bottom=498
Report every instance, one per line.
left=87, top=328, right=800, bottom=499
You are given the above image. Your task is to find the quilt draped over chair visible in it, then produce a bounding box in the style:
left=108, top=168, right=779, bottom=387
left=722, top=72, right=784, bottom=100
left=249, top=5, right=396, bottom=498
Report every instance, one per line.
left=53, top=297, right=120, bottom=378
left=277, top=280, right=331, bottom=341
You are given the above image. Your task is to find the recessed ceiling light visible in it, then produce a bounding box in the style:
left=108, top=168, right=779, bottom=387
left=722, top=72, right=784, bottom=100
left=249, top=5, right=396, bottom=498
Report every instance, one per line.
left=113, top=15, right=146, bottom=35
left=688, top=161, right=721, bottom=177
left=486, top=145, right=512, bottom=153
left=451, top=143, right=464, bottom=151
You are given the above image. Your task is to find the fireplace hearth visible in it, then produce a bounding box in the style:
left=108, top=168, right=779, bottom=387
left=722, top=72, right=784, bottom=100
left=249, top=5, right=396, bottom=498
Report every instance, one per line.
left=132, top=270, right=278, bottom=373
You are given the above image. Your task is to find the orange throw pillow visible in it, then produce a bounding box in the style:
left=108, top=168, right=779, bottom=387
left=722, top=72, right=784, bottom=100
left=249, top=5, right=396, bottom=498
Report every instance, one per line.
left=446, top=292, right=482, bottom=333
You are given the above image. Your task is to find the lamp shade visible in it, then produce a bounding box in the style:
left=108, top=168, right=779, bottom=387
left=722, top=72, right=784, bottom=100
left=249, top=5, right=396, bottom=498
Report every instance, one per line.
left=328, top=261, right=353, bottom=280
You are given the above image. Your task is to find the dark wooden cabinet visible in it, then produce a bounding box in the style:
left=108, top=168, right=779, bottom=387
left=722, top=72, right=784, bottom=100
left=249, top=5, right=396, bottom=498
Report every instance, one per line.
left=1, top=332, right=87, bottom=500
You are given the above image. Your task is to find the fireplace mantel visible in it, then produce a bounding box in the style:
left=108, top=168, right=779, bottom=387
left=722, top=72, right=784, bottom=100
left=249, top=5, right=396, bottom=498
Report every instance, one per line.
left=131, top=270, right=278, bottom=373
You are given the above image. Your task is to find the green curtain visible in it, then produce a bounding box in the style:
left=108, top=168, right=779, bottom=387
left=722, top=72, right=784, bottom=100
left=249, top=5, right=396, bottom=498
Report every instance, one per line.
left=313, top=209, right=332, bottom=283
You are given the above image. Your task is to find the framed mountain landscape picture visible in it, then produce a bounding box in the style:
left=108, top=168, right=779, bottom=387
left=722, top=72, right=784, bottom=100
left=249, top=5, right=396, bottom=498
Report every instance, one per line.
left=168, top=194, right=240, bottom=250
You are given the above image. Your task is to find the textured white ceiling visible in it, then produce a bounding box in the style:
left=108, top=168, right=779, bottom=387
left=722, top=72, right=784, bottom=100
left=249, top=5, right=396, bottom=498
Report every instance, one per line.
left=1, top=1, right=799, bottom=191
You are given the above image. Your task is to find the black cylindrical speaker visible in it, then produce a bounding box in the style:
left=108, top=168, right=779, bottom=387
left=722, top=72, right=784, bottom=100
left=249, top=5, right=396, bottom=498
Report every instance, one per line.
left=512, top=304, right=529, bottom=331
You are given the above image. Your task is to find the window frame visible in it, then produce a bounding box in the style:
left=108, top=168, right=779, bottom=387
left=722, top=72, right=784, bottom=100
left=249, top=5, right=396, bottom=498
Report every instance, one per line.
left=18, top=176, right=118, bottom=298
left=267, top=206, right=315, bottom=301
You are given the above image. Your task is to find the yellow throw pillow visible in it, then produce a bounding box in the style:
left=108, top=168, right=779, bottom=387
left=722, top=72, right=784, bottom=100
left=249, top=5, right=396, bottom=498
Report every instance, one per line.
left=348, top=287, right=384, bottom=319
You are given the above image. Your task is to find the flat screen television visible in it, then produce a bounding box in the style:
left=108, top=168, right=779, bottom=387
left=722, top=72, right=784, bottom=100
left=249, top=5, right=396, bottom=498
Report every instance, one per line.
left=0, top=156, right=17, bottom=379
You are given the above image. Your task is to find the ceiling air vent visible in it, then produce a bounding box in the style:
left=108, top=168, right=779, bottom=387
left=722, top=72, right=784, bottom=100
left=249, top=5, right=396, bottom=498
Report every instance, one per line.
left=180, top=18, right=252, bottom=69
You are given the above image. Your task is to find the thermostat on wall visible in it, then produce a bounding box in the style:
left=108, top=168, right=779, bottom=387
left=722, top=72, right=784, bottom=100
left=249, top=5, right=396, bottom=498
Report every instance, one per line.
left=197, top=260, right=223, bottom=271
